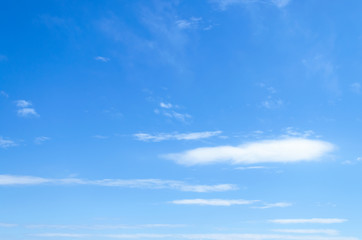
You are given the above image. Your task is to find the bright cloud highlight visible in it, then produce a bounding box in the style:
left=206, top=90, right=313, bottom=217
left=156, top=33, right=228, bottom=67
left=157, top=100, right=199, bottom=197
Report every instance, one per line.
left=164, top=138, right=334, bottom=166
left=0, top=175, right=236, bottom=192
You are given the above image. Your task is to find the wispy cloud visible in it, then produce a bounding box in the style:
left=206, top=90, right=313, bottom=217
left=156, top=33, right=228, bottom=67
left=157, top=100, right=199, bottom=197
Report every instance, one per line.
left=211, top=0, right=291, bottom=11
left=94, top=56, right=110, bottom=62
left=163, top=138, right=334, bottom=166
left=253, top=202, right=292, bottom=209
left=17, top=108, right=39, bottom=117
left=236, top=166, right=267, bottom=170
left=0, top=175, right=236, bottom=192
left=15, top=100, right=32, bottom=108
left=134, top=131, right=222, bottom=142
left=171, top=199, right=258, bottom=206
left=0, top=90, right=9, bottom=98
left=350, top=82, right=361, bottom=94
left=27, top=223, right=185, bottom=230
left=272, top=229, right=339, bottom=235
left=160, top=102, right=173, bottom=109
left=0, top=222, right=17, bottom=228
left=34, top=136, right=50, bottom=145
left=15, top=100, right=39, bottom=117
left=155, top=101, right=192, bottom=123
left=270, top=218, right=348, bottom=224
left=30, top=233, right=359, bottom=240
left=175, top=17, right=202, bottom=29
left=0, top=137, right=17, bottom=148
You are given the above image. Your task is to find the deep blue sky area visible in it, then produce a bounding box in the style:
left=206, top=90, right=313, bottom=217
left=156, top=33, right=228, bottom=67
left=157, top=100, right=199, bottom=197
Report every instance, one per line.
left=1, top=1, right=361, bottom=240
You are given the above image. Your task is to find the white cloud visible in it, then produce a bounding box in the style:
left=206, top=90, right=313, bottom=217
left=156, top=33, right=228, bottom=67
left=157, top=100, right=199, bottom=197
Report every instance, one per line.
left=350, top=82, right=361, bottom=93
left=15, top=100, right=32, bottom=108
left=164, top=138, right=334, bottom=166
left=0, top=175, right=236, bottom=192
left=273, top=229, right=339, bottom=235
left=212, top=0, right=291, bottom=11
left=0, top=90, right=8, bottom=97
left=160, top=102, right=173, bottom=109
left=270, top=218, right=348, bottom=224
left=0, top=175, right=50, bottom=185
left=95, top=56, right=110, bottom=62
left=27, top=223, right=185, bottom=230
left=0, top=137, right=17, bottom=148
left=236, top=166, right=267, bottom=170
left=0, top=222, right=17, bottom=228
left=134, top=131, right=222, bottom=142
left=31, top=233, right=90, bottom=238
left=262, top=99, right=283, bottom=109
left=272, top=0, right=290, bottom=8
left=17, top=108, right=39, bottom=117
left=253, top=202, right=292, bottom=209
left=175, top=17, right=202, bottom=29
left=30, top=233, right=359, bottom=240
left=163, top=111, right=192, bottom=122
left=171, top=199, right=258, bottom=206
left=34, top=136, right=50, bottom=144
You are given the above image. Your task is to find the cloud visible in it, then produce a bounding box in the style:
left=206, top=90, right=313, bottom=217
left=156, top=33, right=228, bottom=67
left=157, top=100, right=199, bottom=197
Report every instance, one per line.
left=17, top=108, right=39, bottom=117
left=155, top=102, right=192, bottom=123
left=262, top=99, right=283, bottom=109
left=0, top=137, right=17, bottom=148
left=271, top=0, right=290, bottom=8
left=160, top=102, right=173, bottom=109
left=30, top=233, right=359, bottom=240
left=270, top=218, right=348, bottom=224
left=34, top=136, right=50, bottom=145
left=15, top=100, right=32, bottom=108
left=15, top=100, right=39, bottom=117
left=350, top=82, right=361, bottom=93
left=272, top=229, right=339, bottom=235
left=163, top=111, right=192, bottom=122
left=0, top=90, right=8, bottom=98
left=0, top=175, right=236, bottom=192
left=133, top=131, right=222, bottom=142
left=236, top=166, right=267, bottom=170
left=164, top=138, right=334, bottom=166
left=212, top=0, right=291, bottom=11
left=175, top=17, right=202, bottom=29
left=171, top=199, right=258, bottom=206
left=27, top=223, right=185, bottom=230
left=94, top=56, right=110, bottom=62
left=0, top=222, right=17, bottom=228
left=253, top=202, right=292, bottom=209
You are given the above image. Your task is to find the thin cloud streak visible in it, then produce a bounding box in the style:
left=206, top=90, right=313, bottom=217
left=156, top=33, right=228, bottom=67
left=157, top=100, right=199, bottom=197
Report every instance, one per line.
left=171, top=199, right=258, bottom=206
left=30, top=233, right=358, bottom=240
left=0, top=137, right=17, bottom=148
left=273, top=229, right=339, bottom=235
left=270, top=218, right=348, bottom=224
left=164, top=138, right=335, bottom=166
left=134, top=131, right=222, bottom=142
left=0, top=175, right=237, bottom=192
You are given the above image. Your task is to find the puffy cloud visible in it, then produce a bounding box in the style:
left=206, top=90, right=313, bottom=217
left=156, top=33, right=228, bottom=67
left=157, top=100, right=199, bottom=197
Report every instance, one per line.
left=164, top=138, right=334, bottom=166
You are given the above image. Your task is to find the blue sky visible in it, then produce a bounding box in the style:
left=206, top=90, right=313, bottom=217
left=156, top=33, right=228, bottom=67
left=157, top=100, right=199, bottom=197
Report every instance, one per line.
left=1, top=0, right=362, bottom=239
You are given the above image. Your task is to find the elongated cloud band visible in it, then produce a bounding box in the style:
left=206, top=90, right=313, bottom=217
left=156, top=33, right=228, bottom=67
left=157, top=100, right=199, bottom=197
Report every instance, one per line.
left=163, top=138, right=334, bottom=165
left=270, top=218, right=347, bottom=224
left=30, top=233, right=358, bottom=240
left=0, top=175, right=236, bottom=193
